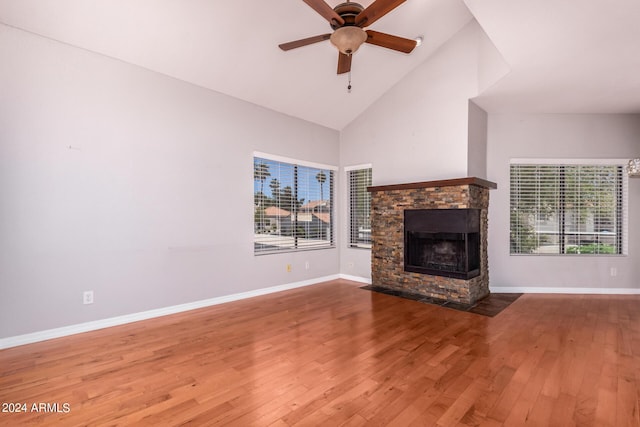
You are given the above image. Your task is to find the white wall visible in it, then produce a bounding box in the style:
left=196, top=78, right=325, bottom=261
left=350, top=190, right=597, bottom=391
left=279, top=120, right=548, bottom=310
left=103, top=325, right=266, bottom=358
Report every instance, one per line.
left=339, top=20, right=495, bottom=280
left=0, top=24, right=340, bottom=338
left=340, top=21, right=482, bottom=187
left=487, top=114, right=640, bottom=291
left=467, top=101, right=488, bottom=178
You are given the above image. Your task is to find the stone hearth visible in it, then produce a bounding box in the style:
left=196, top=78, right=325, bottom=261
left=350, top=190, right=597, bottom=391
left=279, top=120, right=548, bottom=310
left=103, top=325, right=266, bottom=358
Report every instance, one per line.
left=368, top=177, right=496, bottom=306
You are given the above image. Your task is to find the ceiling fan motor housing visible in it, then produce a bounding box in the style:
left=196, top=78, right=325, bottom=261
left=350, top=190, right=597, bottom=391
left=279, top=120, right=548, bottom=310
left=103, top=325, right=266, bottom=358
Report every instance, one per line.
left=330, top=2, right=365, bottom=30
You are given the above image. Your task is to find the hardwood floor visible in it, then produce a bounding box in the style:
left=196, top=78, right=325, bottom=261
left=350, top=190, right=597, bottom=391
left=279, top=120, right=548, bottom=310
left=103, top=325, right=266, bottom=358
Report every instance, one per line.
left=1, top=279, right=639, bottom=426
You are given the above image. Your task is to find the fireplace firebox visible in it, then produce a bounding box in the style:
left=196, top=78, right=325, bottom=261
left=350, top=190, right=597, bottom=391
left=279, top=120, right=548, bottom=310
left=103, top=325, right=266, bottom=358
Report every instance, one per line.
left=404, top=209, right=480, bottom=280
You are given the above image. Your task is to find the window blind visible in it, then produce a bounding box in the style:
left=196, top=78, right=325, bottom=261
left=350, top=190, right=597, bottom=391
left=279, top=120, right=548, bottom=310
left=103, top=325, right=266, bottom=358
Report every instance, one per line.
left=347, top=167, right=372, bottom=248
left=510, top=163, right=625, bottom=255
left=254, top=156, right=334, bottom=254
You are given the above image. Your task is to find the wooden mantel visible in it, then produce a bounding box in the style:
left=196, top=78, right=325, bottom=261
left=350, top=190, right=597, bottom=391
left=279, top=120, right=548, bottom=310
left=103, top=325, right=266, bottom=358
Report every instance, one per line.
left=367, top=177, right=497, bottom=193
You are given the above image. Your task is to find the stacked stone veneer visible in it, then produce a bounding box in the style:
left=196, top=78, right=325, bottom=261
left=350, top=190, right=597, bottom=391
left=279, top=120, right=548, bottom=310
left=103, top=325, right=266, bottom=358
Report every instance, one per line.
left=369, top=179, right=494, bottom=306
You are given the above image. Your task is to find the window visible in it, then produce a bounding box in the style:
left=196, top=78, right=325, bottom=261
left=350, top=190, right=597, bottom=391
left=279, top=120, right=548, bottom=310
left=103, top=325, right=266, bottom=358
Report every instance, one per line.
left=347, top=165, right=372, bottom=248
left=510, top=160, right=626, bottom=255
left=254, top=153, right=335, bottom=254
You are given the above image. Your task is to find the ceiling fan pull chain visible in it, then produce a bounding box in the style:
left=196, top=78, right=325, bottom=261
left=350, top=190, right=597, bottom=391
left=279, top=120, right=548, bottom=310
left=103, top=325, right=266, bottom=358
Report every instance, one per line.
left=348, top=68, right=352, bottom=93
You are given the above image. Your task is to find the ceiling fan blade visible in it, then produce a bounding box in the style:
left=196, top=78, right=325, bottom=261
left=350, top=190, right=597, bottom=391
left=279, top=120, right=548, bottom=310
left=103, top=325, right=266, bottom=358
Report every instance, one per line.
left=279, top=34, right=332, bottom=51
left=302, top=0, right=345, bottom=26
left=365, top=30, right=417, bottom=53
left=355, top=0, right=406, bottom=27
left=337, top=52, right=352, bottom=74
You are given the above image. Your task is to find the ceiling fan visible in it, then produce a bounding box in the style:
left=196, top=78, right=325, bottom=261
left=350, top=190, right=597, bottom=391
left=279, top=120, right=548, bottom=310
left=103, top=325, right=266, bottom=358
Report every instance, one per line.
left=279, top=0, right=418, bottom=75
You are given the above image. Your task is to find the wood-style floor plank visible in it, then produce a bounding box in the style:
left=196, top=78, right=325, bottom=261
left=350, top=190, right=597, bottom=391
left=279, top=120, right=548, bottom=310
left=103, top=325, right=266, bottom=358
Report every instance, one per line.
left=1, top=279, right=640, bottom=426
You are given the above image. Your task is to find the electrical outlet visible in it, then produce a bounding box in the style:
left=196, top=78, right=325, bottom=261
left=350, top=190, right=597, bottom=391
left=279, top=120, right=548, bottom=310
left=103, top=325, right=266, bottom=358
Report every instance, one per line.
left=305, top=261, right=310, bottom=270
left=83, top=290, right=94, bottom=305
left=286, top=264, right=292, bottom=273
left=610, top=267, right=617, bottom=277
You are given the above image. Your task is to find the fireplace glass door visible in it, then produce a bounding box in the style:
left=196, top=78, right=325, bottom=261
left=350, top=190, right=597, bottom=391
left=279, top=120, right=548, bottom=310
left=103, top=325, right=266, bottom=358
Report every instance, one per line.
left=404, top=209, right=481, bottom=279
left=405, top=231, right=479, bottom=279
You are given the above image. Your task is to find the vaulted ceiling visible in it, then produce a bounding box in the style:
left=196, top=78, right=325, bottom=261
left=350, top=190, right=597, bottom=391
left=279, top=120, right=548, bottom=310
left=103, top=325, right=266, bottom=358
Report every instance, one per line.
left=1, top=0, right=640, bottom=130
left=467, top=0, right=640, bottom=116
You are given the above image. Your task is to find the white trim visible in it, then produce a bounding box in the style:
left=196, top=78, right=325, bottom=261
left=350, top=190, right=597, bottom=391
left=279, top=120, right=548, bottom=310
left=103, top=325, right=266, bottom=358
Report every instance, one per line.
left=344, top=163, right=373, bottom=172
left=339, top=274, right=372, bottom=284
left=490, top=286, right=640, bottom=295
left=253, top=151, right=338, bottom=171
left=5, top=278, right=637, bottom=349
left=0, top=275, right=340, bottom=350
left=510, top=158, right=628, bottom=166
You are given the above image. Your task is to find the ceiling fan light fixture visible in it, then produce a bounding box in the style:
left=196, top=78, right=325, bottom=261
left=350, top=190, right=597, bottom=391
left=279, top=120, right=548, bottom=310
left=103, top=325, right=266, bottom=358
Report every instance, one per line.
left=626, top=158, right=640, bottom=177
left=330, top=26, right=367, bottom=54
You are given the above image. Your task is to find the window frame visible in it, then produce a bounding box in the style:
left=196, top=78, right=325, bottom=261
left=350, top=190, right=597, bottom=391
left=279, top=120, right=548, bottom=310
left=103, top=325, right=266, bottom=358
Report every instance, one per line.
left=253, top=152, right=337, bottom=255
left=345, top=164, right=372, bottom=249
left=509, top=158, right=628, bottom=256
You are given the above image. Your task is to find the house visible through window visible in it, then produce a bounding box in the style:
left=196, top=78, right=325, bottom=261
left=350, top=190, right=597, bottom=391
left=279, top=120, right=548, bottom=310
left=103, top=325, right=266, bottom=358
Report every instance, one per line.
left=254, top=153, right=335, bottom=254
left=347, top=165, right=372, bottom=249
left=510, top=161, right=626, bottom=255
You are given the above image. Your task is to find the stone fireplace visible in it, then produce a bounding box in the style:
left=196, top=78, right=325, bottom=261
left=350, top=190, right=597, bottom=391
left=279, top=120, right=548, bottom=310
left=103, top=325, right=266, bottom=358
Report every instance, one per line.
left=368, top=177, right=496, bottom=306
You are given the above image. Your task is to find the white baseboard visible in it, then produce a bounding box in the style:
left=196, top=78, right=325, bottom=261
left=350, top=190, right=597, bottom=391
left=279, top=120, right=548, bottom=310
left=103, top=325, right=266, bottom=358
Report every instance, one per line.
left=7, top=278, right=634, bottom=349
left=0, top=274, right=340, bottom=350
left=339, top=279, right=640, bottom=294
left=338, top=274, right=372, bottom=284
left=490, top=286, right=640, bottom=295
